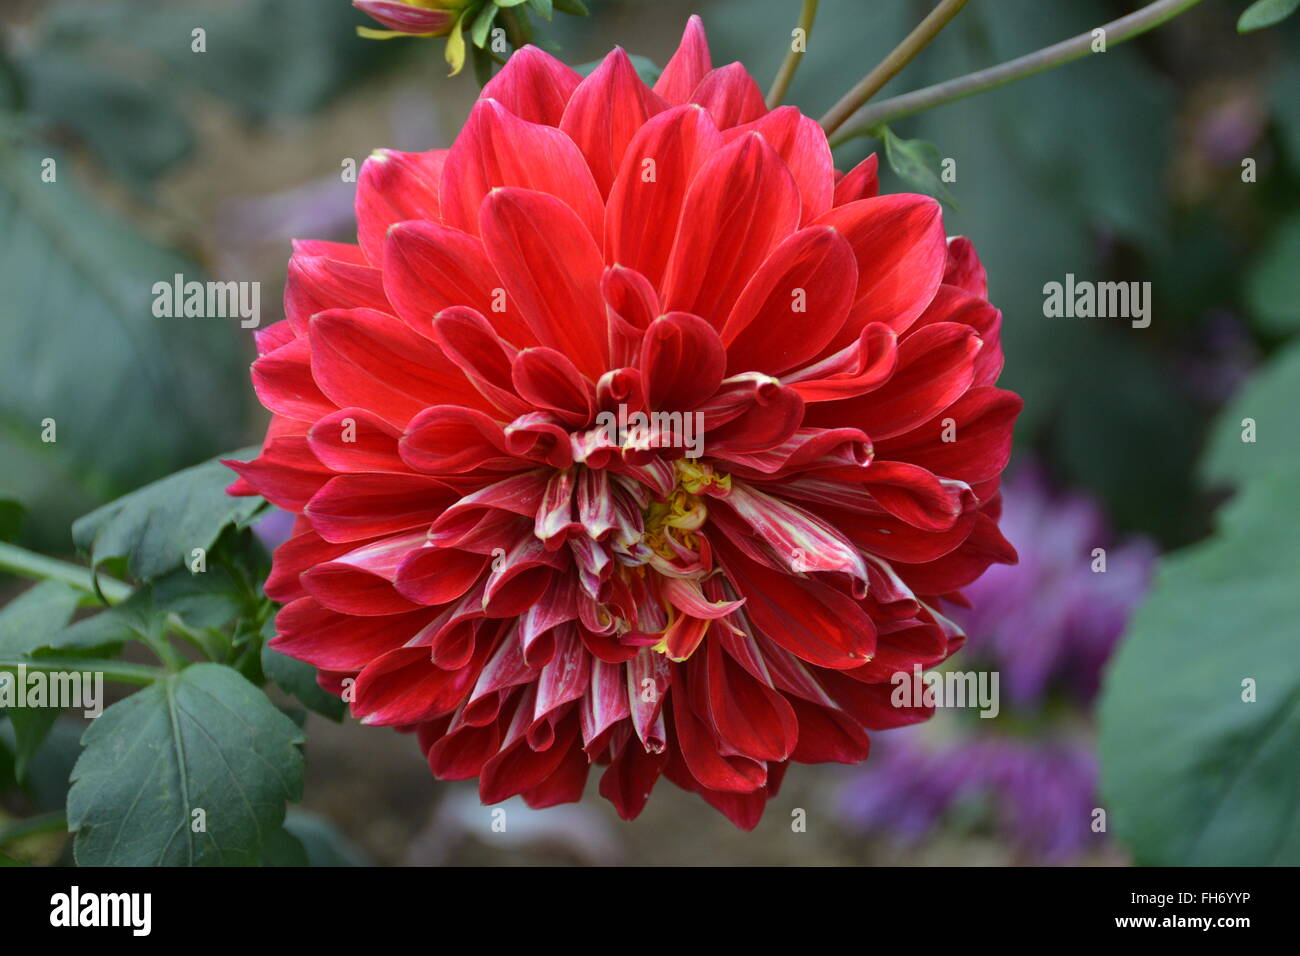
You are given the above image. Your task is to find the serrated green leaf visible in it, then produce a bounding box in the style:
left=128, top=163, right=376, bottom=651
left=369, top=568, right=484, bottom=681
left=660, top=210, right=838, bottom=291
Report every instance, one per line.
left=1098, top=469, right=1300, bottom=864
left=68, top=663, right=305, bottom=866
left=1201, top=340, right=1300, bottom=488
left=0, top=580, right=83, bottom=658
left=72, top=447, right=263, bottom=582
left=874, top=125, right=957, bottom=208
left=1237, top=0, right=1300, bottom=32
left=261, top=617, right=345, bottom=721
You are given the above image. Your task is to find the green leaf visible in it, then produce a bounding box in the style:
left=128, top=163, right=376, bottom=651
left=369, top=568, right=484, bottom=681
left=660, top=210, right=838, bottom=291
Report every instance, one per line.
left=471, top=2, right=500, bottom=48
left=72, top=447, right=263, bottom=582
left=6, top=707, right=61, bottom=784
left=0, top=580, right=83, bottom=658
left=1098, top=469, right=1300, bottom=864
left=0, top=137, right=248, bottom=546
left=259, top=825, right=309, bottom=866
left=528, top=0, right=554, bottom=20
left=552, top=0, right=589, bottom=15
left=1237, top=0, right=1300, bottom=32
left=873, top=125, right=957, bottom=208
left=261, top=617, right=345, bottom=721
left=1245, top=216, right=1300, bottom=335
left=1201, top=340, right=1300, bottom=489
left=67, top=663, right=305, bottom=866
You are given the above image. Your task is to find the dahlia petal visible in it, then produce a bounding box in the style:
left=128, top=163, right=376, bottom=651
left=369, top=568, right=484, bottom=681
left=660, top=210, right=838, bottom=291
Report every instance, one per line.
left=305, top=473, right=459, bottom=543
left=715, top=540, right=875, bottom=668
left=251, top=334, right=335, bottom=422
left=254, top=318, right=296, bottom=357
left=439, top=99, right=603, bottom=240
left=943, top=235, right=988, bottom=298
left=355, top=148, right=445, bottom=266
left=785, top=322, right=898, bottom=402
left=710, top=426, right=872, bottom=477
left=480, top=45, right=582, bottom=126
left=699, top=637, right=797, bottom=762
left=224, top=437, right=332, bottom=512
left=720, top=481, right=868, bottom=587
left=284, top=251, right=389, bottom=336
left=805, top=321, right=981, bottom=441
left=858, top=460, right=975, bottom=532
left=272, top=597, right=437, bottom=670
left=300, top=556, right=425, bottom=616
left=560, top=47, right=667, bottom=197
left=639, top=311, right=726, bottom=412
left=653, top=15, right=711, bottom=105
left=724, top=107, right=834, bottom=223
left=833, top=153, right=880, bottom=205
left=598, top=732, right=667, bottom=819
left=400, top=405, right=514, bottom=474
left=479, top=691, right=579, bottom=803
left=909, top=283, right=1004, bottom=387
left=604, top=104, right=723, bottom=290
left=787, top=698, right=870, bottom=763
left=479, top=188, right=609, bottom=379
left=894, top=509, right=1018, bottom=595
left=662, top=133, right=802, bottom=327
left=581, top=657, right=632, bottom=750
left=689, top=63, right=767, bottom=129
left=520, top=743, right=590, bottom=809
left=813, top=194, right=947, bottom=344
left=875, top=386, right=1022, bottom=486
left=309, top=307, right=494, bottom=426
left=702, top=374, right=803, bottom=454
left=627, top=647, right=670, bottom=752
left=429, top=306, right=531, bottom=417
left=670, top=682, right=767, bottom=792
left=308, top=407, right=406, bottom=474
left=534, top=624, right=590, bottom=722
left=383, top=220, right=536, bottom=348
left=720, top=224, right=857, bottom=375
left=265, top=527, right=356, bottom=604
left=394, top=546, right=490, bottom=605
left=511, top=347, right=596, bottom=426
left=601, top=265, right=659, bottom=368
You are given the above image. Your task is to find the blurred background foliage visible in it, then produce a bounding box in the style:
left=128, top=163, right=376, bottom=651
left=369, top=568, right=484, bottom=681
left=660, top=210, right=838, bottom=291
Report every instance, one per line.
left=0, top=0, right=1296, bottom=865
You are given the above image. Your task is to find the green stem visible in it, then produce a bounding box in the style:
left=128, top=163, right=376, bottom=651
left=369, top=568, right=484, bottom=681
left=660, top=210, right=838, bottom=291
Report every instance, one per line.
left=819, top=0, right=968, bottom=135
left=765, top=0, right=819, bottom=109
left=830, top=0, right=1208, bottom=144
left=0, top=658, right=165, bottom=685
left=0, top=810, right=67, bottom=845
left=0, top=542, right=131, bottom=605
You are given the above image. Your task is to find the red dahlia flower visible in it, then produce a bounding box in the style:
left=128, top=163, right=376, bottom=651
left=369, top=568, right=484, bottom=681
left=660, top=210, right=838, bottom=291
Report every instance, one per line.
left=229, top=16, right=1022, bottom=829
